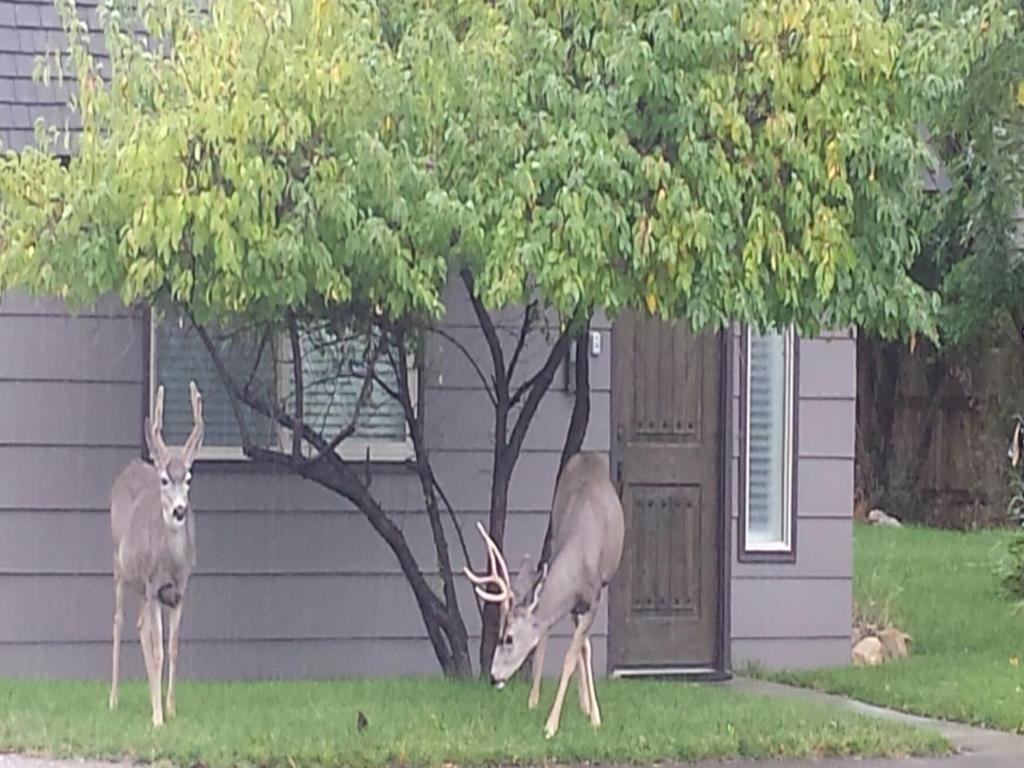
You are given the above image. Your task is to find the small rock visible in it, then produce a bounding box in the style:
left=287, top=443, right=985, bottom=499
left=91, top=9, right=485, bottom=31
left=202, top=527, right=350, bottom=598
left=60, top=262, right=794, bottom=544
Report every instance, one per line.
left=867, top=509, right=902, bottom=528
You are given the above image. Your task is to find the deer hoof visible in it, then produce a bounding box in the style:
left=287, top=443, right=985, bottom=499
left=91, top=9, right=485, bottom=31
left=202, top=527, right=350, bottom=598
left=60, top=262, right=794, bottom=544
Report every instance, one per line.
left=152, top=713, right=164, bottom=728
left=544, top=720, right=559, bottom=739
left=108, top=693, right=118, bottom=710
left=527, top=694, right=539, bottom=710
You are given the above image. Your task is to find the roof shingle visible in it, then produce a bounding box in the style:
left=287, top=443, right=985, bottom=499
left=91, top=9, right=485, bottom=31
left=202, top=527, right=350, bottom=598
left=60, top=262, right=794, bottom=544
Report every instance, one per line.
left=0, top=0, right=102, bottom=153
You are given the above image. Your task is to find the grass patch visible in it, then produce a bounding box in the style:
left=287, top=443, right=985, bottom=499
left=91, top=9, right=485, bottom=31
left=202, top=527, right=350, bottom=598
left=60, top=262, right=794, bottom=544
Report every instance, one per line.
left=0, top=677, right=944, bottom=767
left=769, top=525, right=1024, bottom=732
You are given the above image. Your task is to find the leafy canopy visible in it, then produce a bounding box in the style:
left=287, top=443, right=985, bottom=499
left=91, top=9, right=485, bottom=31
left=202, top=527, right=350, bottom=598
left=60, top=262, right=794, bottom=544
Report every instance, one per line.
left=0, top=0, right=1012, bottom=338
left=902, top=0, right=1024, bottom=348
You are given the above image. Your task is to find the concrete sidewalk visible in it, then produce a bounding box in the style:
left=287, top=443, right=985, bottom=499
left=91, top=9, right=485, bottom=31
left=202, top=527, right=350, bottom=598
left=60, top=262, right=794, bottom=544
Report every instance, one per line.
left=2, top=677, right=1023, bottom=767
left=709, top=677, right=1024, bottom=767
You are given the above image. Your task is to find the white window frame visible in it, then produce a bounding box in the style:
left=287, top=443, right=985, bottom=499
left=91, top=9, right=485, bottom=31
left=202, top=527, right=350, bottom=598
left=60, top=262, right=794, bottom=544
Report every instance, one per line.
left=741, top=325, right=796, bottom=555
left=148, top=316, right=417, bottom=463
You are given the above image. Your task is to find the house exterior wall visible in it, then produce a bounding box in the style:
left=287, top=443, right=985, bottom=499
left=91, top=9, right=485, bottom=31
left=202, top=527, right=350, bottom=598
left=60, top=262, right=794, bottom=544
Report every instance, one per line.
left=0, top=286, right=612, bottom=680
left=3, top=0, right=856, bottom=679
left=0, top=289, right=855, bottom=679
left=728, top=328, right=855, bottom=670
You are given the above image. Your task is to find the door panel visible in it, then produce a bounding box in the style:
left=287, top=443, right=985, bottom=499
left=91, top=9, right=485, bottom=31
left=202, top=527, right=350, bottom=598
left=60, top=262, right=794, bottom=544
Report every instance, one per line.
left=609, top=312, right=722, bottom=669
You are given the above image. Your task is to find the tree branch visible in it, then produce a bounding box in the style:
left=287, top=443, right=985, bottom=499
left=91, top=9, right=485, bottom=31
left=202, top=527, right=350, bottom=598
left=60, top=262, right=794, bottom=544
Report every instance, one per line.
left=510, top=365, right=546, bottom=409
left=431, top=471, right=477, bottom=617
left=299, top=327, right=381, bottom=467
left=506, top=300, right=537, bottom=385
left=557, top=318, right=592, bottom=477
left=507, top=325, right=574, bottom=468
left=191, top=326, right=460, bottom=670
left=244, top=442, right=456, bottom=669
left=391, top=325, right=463, bottom=616
left=192, top=321, right=254, bottom=451
left=288, top=312, right=303, bottom=460
left=461, top=267, right=509, bottom=407
left=542, top=319, right=592, bottom=565
left=244, top=326, right=272, bottom=396
left=427, top=326, right=497, bottom=406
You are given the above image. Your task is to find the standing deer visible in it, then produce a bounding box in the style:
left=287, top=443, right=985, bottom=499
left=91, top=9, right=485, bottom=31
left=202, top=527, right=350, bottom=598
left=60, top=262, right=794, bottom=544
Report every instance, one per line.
left=465, top=451, right=624, bottom=738
left=109, top=381, right=204, bottom=727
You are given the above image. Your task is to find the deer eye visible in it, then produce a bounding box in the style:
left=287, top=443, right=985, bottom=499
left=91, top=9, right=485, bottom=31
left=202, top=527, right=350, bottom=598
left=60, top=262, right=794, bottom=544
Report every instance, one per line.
left=502, top=635, right=513, bottom=646
left=160, top=475, right=170, bottom=487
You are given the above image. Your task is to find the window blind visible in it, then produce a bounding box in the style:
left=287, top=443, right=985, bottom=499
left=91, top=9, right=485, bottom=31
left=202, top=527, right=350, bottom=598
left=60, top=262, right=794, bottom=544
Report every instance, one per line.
left=745, top=331, right=792, bottom=547
left=153, top=319, right=409, bottom=451
left=152, top=318, right=276, bottom=449
left=283, top=326, right=407, bottom=443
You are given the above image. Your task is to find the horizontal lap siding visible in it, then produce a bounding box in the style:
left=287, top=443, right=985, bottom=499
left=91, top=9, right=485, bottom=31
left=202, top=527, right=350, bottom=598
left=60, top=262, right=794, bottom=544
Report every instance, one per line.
left=0, top=636, right=609, bottom=681
left=0, top=574, right=608, bottom=643
left=0, top=289, right=612, bottom=679
left=729, top=328, right=855, bottom=670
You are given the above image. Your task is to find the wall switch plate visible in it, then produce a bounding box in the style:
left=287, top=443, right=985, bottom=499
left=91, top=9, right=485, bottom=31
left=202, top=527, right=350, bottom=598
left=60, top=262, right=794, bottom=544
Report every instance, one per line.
left=590, top=330, right=602, bottom=357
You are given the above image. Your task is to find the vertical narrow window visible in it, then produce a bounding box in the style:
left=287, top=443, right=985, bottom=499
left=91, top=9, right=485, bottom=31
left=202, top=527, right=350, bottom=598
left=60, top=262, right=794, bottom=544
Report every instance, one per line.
left=741, top=327, right=796, bottom=557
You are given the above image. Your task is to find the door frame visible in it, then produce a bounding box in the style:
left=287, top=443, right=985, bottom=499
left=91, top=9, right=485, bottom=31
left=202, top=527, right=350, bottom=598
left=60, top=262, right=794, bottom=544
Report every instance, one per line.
left=607, top=322, right=734, bottom=681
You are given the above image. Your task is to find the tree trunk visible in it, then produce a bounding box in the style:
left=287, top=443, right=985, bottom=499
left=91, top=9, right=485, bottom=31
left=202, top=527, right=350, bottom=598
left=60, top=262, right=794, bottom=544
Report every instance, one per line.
left=855, top=333, right=902, bottom=512
left=479, top=448, right=512, bottom=674
left=248, top=445, right=473, bottom=677
left=193, top=322, right=473, bottom=678
left=521, top=324, right=591, bottom=682
left=542, top=322, right=591, bottom=564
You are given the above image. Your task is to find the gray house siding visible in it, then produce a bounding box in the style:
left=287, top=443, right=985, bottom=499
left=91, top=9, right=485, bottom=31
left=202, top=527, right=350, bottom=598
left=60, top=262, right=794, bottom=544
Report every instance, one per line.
left=729, top=328, right=855, bottom=670
left=0, top=286, right=612, bottom=680
left=0, top=289, right=857, bottom=679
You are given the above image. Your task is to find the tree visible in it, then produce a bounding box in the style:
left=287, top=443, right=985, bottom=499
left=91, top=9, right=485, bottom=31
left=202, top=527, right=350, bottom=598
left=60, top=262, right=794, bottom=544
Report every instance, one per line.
left=850, top=0, right=1023, bottom=523
left=0, top=0, right=994, bottom=673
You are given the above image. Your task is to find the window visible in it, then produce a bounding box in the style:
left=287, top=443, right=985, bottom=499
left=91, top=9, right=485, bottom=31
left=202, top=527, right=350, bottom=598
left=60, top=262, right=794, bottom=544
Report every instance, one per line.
left=149, top=312, right=415, bottom=462
left=740, top=326, right=797, bottom=559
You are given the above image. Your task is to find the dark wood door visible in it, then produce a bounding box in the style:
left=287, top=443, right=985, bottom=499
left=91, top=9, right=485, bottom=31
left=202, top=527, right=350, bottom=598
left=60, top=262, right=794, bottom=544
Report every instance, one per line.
left=609, top=312, right=722, bottom=670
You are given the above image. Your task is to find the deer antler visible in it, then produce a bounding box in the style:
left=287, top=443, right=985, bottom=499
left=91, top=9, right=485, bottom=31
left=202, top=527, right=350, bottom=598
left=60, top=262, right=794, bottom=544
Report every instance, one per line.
left=147, top=384, right=168, bottom=459
left=183, top=380, right=205, bottom=464
left=463, top=521, right=513, bottom=606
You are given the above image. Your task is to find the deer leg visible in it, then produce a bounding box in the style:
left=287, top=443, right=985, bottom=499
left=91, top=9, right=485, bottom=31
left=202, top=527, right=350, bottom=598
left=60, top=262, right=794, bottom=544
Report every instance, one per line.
left=544, top=612, right=594, bottom=739
left=109, top=574, right=124, bottom=710
left=166, top=601, right=183, bottom=719
left=136, top=603, right=156, bottom=721
left=140, top=599, right=164, bottom=727
left=575, top=653, right=591, bottom=716
left=582, top=636, right=600, bottom=727
left=572, top=616, right=591, bottom=716
left=527, top=633, right=546, bottom=710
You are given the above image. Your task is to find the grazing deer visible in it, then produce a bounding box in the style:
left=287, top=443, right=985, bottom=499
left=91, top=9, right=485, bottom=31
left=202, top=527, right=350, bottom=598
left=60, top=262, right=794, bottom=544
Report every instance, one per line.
left=109, top=381, right=204, bottom=727
left=465, top=451, right=624, bottom=738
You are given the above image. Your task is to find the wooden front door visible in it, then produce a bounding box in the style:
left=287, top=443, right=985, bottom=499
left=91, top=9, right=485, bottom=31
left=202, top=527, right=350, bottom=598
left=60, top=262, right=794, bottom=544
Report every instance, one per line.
left=609, top=312, right=723, bottom=671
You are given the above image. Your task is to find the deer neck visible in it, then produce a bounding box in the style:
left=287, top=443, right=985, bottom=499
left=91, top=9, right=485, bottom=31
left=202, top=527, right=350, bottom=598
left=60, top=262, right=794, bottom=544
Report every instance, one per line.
left=531, top=555, right=585, bottom=632
left=162, top=511, right=195, bottom=571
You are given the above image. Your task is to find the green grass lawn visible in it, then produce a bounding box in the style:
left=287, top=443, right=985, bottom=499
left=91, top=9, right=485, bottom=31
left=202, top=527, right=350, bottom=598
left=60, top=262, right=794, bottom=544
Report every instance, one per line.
left=770, top=525, right=1024, bottom=732
left=0, top=676, right=944, bottom=767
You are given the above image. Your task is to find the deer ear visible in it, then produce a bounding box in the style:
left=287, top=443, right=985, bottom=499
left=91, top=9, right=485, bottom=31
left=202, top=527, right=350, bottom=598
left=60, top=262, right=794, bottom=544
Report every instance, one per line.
left=511, top=553, right=535, bottom=597
left=527, top=563, right=547, bottom=612
left=144, top=417, right=161, bottom=462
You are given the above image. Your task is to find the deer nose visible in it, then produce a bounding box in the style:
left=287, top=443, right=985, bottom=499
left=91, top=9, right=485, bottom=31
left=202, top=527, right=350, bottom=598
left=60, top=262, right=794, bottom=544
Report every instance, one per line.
left=172, top=504, right=186, bottom=521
